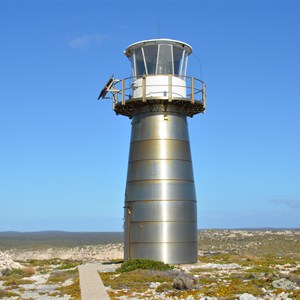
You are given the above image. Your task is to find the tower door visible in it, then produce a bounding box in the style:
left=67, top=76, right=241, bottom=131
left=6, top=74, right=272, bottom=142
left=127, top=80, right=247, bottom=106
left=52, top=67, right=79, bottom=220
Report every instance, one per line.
left=124, top=201, right=132, bottom=260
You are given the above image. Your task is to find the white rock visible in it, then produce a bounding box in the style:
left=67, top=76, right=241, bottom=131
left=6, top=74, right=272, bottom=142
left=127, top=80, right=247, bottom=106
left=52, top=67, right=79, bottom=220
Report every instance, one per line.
left=272, top=278, right=297, bottom=290
left=0, top=251, right=24, bottom=274
left=198, top=263, right=240, bottom=269
left=149, top=282, right=160, bottom=289
left=273, top=292, right=292, bottom=300
left=62, top=278, right=73, bottom=287
left=240, top=293, right=258, bottom=300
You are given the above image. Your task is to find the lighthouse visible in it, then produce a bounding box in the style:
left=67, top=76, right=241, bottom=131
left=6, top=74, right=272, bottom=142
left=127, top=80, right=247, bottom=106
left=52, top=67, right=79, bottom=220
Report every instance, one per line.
left=99, top=39, right=206, bottom=264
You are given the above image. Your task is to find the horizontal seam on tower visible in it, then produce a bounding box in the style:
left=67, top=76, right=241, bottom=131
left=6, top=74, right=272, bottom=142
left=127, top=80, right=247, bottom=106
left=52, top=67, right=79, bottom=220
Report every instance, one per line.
left=128, top=159, right=192, bottom=163
left=126, top=179, right=194, bottom=183
left=129, top=241, right=197, bottom=245
left=130, top=139, right=190, bottom=143
left=124, top=199, right=196, bottom=203
left=129, top=221, right=196, bottom=224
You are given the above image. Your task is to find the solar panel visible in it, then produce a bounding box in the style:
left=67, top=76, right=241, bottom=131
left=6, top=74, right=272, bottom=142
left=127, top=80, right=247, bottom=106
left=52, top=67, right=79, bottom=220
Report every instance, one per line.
left=98, top=75, right=114, bottom=100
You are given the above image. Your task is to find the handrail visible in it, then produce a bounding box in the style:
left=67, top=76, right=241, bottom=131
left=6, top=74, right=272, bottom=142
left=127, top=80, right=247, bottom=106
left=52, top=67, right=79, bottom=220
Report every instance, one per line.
left=109, top=75, right=206, bottom=109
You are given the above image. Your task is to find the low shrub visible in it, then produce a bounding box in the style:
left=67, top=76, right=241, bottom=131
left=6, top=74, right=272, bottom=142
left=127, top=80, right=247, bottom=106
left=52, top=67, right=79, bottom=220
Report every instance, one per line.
left=1, top=267, right=35, bottom=277
left=0, top=289, right=19, bottom=297
left=173, top=272, right=199, bottom=290
left=117, top=258, right=174, bottom=273
left=156, top=282, right=173, bottom=292
left=1, top=268, right=24, bottom=276
left=101, top=269, right=172, bottom=292
left=55, top=261, right=80, bottom=270
left=2, top=277, right=34, bottom=287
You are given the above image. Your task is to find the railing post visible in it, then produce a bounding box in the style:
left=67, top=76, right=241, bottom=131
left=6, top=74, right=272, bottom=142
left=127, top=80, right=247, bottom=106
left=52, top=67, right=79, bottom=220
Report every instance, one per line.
left=168, top=74, right=172, bottom=102
left=122, top=79, right=125, bottom=105
left=142, top=76, right=146, bottom=102
left=203, top=83, right=206, bottom=109
left=191, top=77, right=195, bottom=104
left=115, top=91, right=119, bottom=103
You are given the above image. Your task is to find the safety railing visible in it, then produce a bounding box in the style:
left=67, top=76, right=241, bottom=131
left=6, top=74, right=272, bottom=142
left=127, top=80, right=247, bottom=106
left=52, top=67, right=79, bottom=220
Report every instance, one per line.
left=109, top=75, right=206, bottom=110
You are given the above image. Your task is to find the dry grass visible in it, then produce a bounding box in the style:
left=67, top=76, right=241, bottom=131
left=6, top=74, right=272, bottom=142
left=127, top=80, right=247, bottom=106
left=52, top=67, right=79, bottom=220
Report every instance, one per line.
left=57, top=278, right=81, bottom=300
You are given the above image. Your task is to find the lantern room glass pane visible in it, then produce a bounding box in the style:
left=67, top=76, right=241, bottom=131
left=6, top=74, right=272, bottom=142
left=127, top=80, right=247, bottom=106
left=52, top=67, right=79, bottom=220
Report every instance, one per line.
left=143, top=45, right=158, bottom=75
left=173, top=46, right=183, bottom=76
left=134, top=48, right=146, bottom=76
left=128, top=42, right=190, bottom=78
left=156, top=44, right=173, bottom=75
left=182, top=53, right=188, bottom=77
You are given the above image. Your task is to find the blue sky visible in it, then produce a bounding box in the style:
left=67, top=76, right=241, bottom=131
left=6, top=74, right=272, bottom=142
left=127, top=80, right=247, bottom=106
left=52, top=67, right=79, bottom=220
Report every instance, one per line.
left=0, top=0, right=299, bottom=231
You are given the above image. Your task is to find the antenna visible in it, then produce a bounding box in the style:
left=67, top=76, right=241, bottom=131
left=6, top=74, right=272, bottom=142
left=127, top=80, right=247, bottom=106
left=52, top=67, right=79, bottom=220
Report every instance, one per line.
left=157, top=17, right=160, bottom=38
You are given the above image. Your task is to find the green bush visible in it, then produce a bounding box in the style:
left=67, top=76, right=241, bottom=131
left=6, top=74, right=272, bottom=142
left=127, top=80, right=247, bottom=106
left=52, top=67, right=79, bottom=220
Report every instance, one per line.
left=1, top=268, right=24, bottom=276
left=117, top=258, right=174, bottom=273
left=1, top=267, right=35, bottom=278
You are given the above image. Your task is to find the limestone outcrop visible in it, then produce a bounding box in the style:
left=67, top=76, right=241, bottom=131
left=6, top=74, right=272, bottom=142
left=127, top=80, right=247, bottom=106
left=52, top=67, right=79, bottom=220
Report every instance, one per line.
left=0, top=251, right=24, bottom=275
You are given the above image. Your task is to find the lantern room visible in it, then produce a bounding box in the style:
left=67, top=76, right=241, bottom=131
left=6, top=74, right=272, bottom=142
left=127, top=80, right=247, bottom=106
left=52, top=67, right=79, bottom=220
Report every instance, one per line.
left=125, top=39, right=192, bottom=77
left=125, top=39, right=192, bottom=99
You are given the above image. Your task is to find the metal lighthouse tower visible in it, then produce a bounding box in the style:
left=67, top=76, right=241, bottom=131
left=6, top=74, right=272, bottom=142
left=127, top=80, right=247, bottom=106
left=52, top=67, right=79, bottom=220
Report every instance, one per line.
left=99, top=39, right=206, bottom=264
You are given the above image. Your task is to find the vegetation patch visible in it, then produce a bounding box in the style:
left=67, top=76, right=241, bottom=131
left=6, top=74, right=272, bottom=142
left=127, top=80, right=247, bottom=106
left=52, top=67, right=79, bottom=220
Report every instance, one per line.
left=2, top=277, right=34, bottom=286
left=246, top=266, right=276, bottom=274
left=55, top=260, right=81, bottom=270
left=46, top=269, right=76, bottom=281
left=0, top=288, right=20, bottom=297
left=1, top=267, right=35, bottom=277
left=0, top=267, right=35, bottom=289
left=26, top=258, right=61, bottom=267
left=203, top=278, right=263, bottom=298
left=117, top=258, right=174, bottom=273
left=156, top=282, right=173, bottom=292
left=48, top=291, right=62, bottom=297
left=101, top=269, right=173, bottom=292
left=57, top=278, right=81, bottom=300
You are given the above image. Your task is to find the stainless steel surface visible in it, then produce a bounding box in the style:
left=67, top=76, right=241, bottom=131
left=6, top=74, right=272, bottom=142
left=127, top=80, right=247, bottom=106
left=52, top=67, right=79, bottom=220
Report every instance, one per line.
left=128, top=201, right=196, bottom=222
left=126, top=242, right=198, bottom=265
left=124, top=107, right=197, bottom=264
left=125, top=181, right=196, bottom=201
left=129, top=222, right=197, bottom=242
left=127, top=160, right=194, bottom=181
left=101, top=39, right=205, bottom=265
left=130, top=112, right=189, bottom=142
left=128, top=140, right=192, bottom=161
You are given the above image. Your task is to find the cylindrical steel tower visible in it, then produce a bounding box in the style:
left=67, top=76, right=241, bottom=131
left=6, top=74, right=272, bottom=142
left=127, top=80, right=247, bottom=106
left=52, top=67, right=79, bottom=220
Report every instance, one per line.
left=99, top=39, right=206, bottom=264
